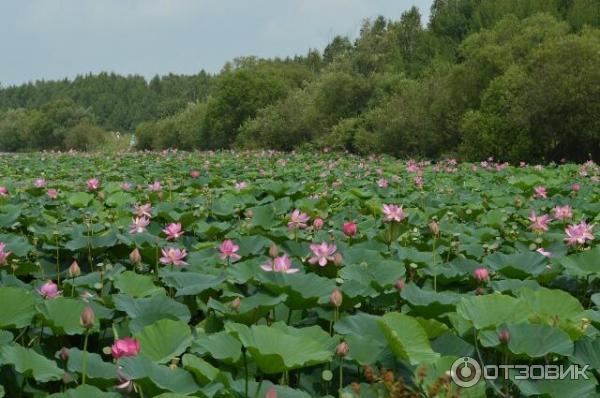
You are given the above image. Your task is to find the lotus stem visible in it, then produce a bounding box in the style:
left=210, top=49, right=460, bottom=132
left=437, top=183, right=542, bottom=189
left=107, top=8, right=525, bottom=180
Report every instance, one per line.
left=81, top=329, right=90, bottom=385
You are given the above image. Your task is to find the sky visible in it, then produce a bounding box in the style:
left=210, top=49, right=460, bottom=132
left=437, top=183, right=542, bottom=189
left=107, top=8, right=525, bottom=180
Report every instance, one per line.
left=0, top=0, right=432, bottom=87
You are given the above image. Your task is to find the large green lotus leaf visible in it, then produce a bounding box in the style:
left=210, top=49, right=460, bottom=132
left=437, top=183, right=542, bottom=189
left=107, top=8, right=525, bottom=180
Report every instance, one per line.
left=340, top=261, right=405, bottom=292
left=113, top=271, right=164, bottom=297
left=134, top=319, right=192, bottom=363
left=431, top=333, right=475, bottom=357
left=378, top=312, right=440, bottom=365
left=67, top=192, right=93, bottom=208
left=511, top=375, right=597, bottom=398
left=558, top=247, right=600, bottom=277
left=160, top=271, right=225, bottom=297
left=249, top=204, right=277, bottom=229
left=119, top=355, right=200, bottom=395
left=0, top=344, right=63, bottom=382
left=456, top=293, right=531, bottom=330
left=66, top=347, right=117, bottom=380
left=400, top=283, right=460, bottom=317
left=208, top=293, right=287, bottom=325
left=571, top=337, right=600, bottom=370
left=113, top=294, right=191, bottom=333
left=48, top=385, right=120, bottom=398
left=505, top=323, right=574, bottom=357
left=517, top=287, right=585, bottom=323
left=191, top=331, right=242, bottom=364
left=485, top=251, right=549, bottom=278
left=334, top=313, right=388, bottom=364
left=0, top=234, right=34, bottom=256
left=226, top=322, right=333, bottom=374
left=231, top=379, right=311, bottom=398
left=0, top=287, right=36, bottom=329
left=257, top=271, right=335, bottom=309
left=38, top=297, right=97, bottom=335
left=181, top=353, right=228, bottom=386
left=423, top=356, right=487, bottom=398
left=105, top=192, right=133, bottom=207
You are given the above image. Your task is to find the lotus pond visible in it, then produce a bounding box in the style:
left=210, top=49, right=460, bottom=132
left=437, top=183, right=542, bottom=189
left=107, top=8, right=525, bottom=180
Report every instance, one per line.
left=0, top=151, right=598, bottom=398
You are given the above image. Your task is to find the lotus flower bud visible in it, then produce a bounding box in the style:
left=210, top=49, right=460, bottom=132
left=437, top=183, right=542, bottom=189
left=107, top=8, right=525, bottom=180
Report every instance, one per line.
left=68, top=261, right=81, bottom=278
left=499, top=329, right=510, bottom=344
left=473, top=267, right=489, bottom=282
left=268, top=244, right=279, bottom=258
left=63, top=372, right=73, bottom=384
left=129, top=248, right=141, bottom=264
left=336, top=341, right=349, bottom=357
left=266, top=387, right=277, bottom=398
left=80, top=306, right=95, bottom=329
left=313, top=218, right=324, bottom=230
left=333, top=253, right=343, bottom=266
left=395, top=279, right=405, bottom=290
left=59, top=347, right=70, bottom=361
left=230, top=297, right=241, bottom=312
left=429, top=220, right=440, bottom=236
left=343, top=222, right=357, bottom=237
left=330, top=288, right=343, bottom=308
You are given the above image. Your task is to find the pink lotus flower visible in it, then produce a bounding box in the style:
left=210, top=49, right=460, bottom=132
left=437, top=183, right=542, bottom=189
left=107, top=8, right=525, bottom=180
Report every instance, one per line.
left=130, top=217, right=150, bottom=234
left=536, top=247, right=552, bottom=257
left=571, top=183, right=581, bottom=192
left=261, top=254, right=299, bottom=274
left=287, top=209, right=310, bottom=230
left=37, top=280, right=61, bottom=299
left=343, top=221, right=357, bottom=237
left=313, top=218, right=324, bottom=230
left=377, top=178, right=389, bottom=188
left=47, top=189, right=58, bottom=199
left=219, top=239, right=241, bottom=262
left=148, top=181, right=162, bottom=192
left=553, top=205, right=573, bottom=221
left=308, top=242, right=337, bottom=266
left=87, top=178, right=100, bottom=190
left=533, top=186, right=547, bottom=199
left=34, top=178, right=47, bottom=188
left=121, top=182, right=132, bottom=191
left=234, top=181, right=248, bottom=190
left=159, top=247, right=188, bottom=266
left=382, top=204, right=407, bottom=222
left=473, top=268, right=489, bottom=282
left=528, top=210, right=551, bottom=233
left=190, top=169, right=200, bottom=178
left=564, top=221, right=595, bottom=246
left=163, top=223, right=183, bottom=240
left=266, top=387, right=277, bottom=398
left=134, top=203, right=152, bottom=218
left=0, top=187, right=8, bottom=197
left=111, top=337, right=140, bottom=359
left=0, top=243, right=11, bottom=265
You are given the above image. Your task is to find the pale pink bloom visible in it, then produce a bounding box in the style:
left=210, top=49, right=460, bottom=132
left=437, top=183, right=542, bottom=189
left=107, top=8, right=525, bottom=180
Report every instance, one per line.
left=313, top=218, right=324, bottom=230
left=382, top=204, right=407, bottom=222
left=308, top=242, right=337, bottom=267
left=414, top=175, right=424, bottom=189
left=47, top=189, right=58, bottom=199
left=130, top=217, right=150, bottom=234
left=134, top=203, right=152, bottom=218
left=571, top=183, right=581, bottom=192
left=219, top=240, right=241, bottom=262
left=0, top=187, right=7, bottom=197
left=473, top=268, right=489, bottom=282
left=519, top=162, right=527, bottom=168
left=190, top=169, right=201, bottom=178
left=564, top=221, right=595, bottom=246
left=37, top=280, right=61, bottom=299
left=148, top=181, right=162, bottom=192
left=528, top=210, right=551, bottom=233
left=343, top=222, right=357, bottom=237
left=234, top=181, right=248, bottom=190
left=159, top=247, right=188, bottom=266
left=266, top=387, right=278, bottom=398
left=377, top=178, right=389, bottom=188
left=533, top=186, right=547, bottom=199
left=121, top=182, right=132, bottom=191
left=261, top=255, right=299, bottom=274
left=163, top=223, right=183, bottom=240
left=34, top=178, right=47, bottom=188
left=288, top=209, right=310, bottom=230
left=536, top=247, right=552, bottom=258
left=87, top=178, right=100, bottom=190
left=111, top=337, right=140, bottom=359
left=0, top=243, right=11, bottom=265
left=552, top=205, right=573, bottom=221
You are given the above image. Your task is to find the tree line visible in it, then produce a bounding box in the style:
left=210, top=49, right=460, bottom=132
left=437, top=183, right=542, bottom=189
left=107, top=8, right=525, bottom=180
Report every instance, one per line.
left=1, top=0, right=599, bottom=161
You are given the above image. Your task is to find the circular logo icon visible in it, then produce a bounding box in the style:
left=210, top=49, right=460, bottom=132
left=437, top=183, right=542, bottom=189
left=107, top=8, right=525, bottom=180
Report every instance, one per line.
left=451, top=357, right=482, bottom=388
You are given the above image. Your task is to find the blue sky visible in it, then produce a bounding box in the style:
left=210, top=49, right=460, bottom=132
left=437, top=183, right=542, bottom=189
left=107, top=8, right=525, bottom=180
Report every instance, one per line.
left=0, top=0, right=432, bottom=86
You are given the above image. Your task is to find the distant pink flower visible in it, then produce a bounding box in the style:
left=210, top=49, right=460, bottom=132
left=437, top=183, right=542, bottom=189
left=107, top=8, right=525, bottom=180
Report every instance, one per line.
left=121, top=182, right=132, bottom=191
left=564, top=221, right=595, bottom=246
left=219, top=239, right=241, bottom=262
left=571, top=183, right=581, bottom=192
left=111, top=337, right=140, bottom=359
left=87, top=178, right=100, bottom=190
left=266, top=387, right=278, bottom=398
left=130, top=217, right=150, bottom=234
left=378, top=178, right=389, bottom=188
left=533, top=186, right=547, bottom=199
left=34, top=178, right=47, bottom=188
left=343, top=221, right=357, bottom=237
left=382, top=204, right=407, bottom=222
left=308, top=242, right=337, bottom=266
left=288, top=209, right=310, bottom=230
left=163, top=223, right=183, bottom=240
left=234, top=181, right=248, bottom=190
left=414, top=175, right=424, bottom=189
left=0, top=243, right=11, bottom=265
left=261, top=255, right=299, bottom=274
left=313, top=218, right=324, bottom=230
left=473, top=268, right=489, bottom=282
left=553, top=205, right=573, bottom=221
left=37, top=280, right=61, bottom=299
left=536, top=248, right=552, bottom=258
left=190, top=169, right=201, bottom=178
left=134, top=203, right=152, bottom=218
left=159, top=247, right=188, bottom=266
left=528, top=210, right=551, bottom=233
left=0, top=187, right=7, bottom=197
left=47, top=189, right=58, bottom=200
left=148, top=181, right=162, bottom=192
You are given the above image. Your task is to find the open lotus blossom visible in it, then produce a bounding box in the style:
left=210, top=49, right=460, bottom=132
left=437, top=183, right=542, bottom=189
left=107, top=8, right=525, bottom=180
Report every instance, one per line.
left=159, top=247, right=188, bottom=266
left=234, top=181, right=248, bottom=190
left=37, top=280, right=61, bottom=299
left=163, top=223, right=183, bottom=240
left=87, top=178, right=100, bottom=190
left=34, top=178, right=47, bottom=188
left=377, top=178, right=389, bottom=188
left=536, top=247, right=552, bottom=257
left=528, top=210, right=551, bottom=233
left=308, top=242, right=337, bottom=266
left=47, top=189, right=58, bottom=199
left=0, top=187, right=7, bottom=197
left=134, top=203, right=152, bottom=218
left=130, top=217, right=150, bottom=234
left=473, top=267, right=489, bottom=282
left=219, top=239, right=241, bottom=262
left=564, top=221, right=595, bottom=246
left=148, top=181, right=162, bottom=192
left=0, top=243, right=11, bottom=265
left=111, top=337, right=140, bottom=359
left=533, top=186, right=547, bottom=199
left=382, top=204, right=407, bottom=222
left=553, top=205, right=573, bottom=221
left=287, top=209, right=310, bottom=229
left=261, top=254, right=299, bottom=274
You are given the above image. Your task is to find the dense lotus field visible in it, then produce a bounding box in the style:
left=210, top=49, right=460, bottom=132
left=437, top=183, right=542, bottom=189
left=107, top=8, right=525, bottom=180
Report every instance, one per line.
left=0, top=151, right=598, bottom=398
